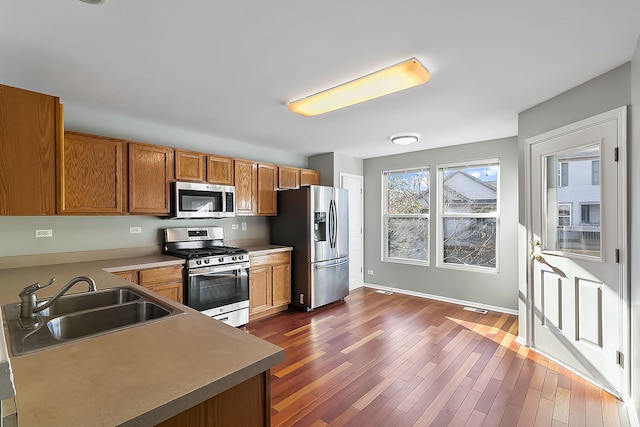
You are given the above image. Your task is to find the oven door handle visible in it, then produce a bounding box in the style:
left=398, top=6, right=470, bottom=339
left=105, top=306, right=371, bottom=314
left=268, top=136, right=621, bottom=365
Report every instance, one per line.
left=189, top=262, right=250, bottom=276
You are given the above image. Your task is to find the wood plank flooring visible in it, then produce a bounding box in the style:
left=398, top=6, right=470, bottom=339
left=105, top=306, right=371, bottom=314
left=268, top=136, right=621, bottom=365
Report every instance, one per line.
left=247, top=287, right=629, bottom=427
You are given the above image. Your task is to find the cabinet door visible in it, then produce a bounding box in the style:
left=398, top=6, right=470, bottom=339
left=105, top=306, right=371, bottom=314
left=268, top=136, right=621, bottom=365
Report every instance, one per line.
left=249, top=266, right=271, bottom=314
left=0, top=84, right=58, bottom=215
left=299, top=168, right=320, bottom=186
left=278, top=166, right=299, bottom=190
left=59, top=132, right=125, bottom=214
left=112, top=270, right=139, bottom=284
left=207, top=155, right=234, bottom=185
left=234, top=159, right=257, bottom=215
left=257, top=163, right=277, bottom=216
left=149, top=282, right=183, bottom=304
left=175, top=150, right=206, bottom=182
left=272, top=263, right=291, bottom=307
left=129, top=143, right=174, bottom=215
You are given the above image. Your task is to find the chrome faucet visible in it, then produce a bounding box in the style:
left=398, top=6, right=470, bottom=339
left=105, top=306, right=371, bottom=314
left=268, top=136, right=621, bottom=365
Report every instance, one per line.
left=18, top=276, right=97, bottom=327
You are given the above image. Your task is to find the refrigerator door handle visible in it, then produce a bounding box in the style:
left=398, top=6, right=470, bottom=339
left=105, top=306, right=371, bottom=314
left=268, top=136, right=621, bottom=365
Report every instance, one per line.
left=314, top=258, right=348, bottom=269
left=329, top=200, right=336, bottom=248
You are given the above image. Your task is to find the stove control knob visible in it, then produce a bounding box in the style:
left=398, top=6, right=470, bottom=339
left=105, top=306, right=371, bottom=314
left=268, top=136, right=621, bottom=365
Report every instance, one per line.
left=218, top=257, right=224, bottom=263
left=232, top=256, right=237, bottom=261
left=196, top=260, right=202, bottom=265
left=204, top=259, right=210, bottom=264
left=237, top=255, right=243, bottom=261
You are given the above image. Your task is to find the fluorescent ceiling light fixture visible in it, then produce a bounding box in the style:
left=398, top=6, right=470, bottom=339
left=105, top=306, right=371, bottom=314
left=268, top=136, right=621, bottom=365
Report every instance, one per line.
left=288, top=58, right=430, bottom=117
left=390, top=133, right=419, bottom=145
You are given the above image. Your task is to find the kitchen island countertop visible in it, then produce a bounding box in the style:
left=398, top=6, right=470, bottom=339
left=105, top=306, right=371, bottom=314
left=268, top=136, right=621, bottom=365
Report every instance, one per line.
left=0, top=256, right=284, bottom=426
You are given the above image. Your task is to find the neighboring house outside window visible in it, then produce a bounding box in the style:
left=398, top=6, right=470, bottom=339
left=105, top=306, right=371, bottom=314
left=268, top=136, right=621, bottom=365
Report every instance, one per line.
left=558, top=162, right=569, bottom=187
left=382, top=167, right=430, bottom=264
left=592, top=160, right=600, bottom=185
left=558, top=203, right=572, bottom=226
left=437, top=159, right=500, bottom=272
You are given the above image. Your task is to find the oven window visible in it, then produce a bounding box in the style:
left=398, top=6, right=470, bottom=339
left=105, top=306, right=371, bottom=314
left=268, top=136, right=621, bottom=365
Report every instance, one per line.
left=188, top=268, right=249, bottom=311
left=179, top=190, right=222, bottom=213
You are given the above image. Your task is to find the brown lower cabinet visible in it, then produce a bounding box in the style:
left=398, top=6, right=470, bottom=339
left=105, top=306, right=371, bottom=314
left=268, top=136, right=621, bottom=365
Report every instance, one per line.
left=249, top=251, right=291, bottom=321
left=112, top=265, right=184, bottom=304
left=155, top=371, right=270, bottom=427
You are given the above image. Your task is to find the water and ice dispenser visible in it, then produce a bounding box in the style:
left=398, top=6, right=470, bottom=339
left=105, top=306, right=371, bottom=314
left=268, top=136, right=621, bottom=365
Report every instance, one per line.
left=314, top=212, right=327, bottom=242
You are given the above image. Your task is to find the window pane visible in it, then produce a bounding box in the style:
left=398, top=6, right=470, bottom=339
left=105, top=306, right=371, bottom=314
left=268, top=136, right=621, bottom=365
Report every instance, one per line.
left=442, top=164, right=498, bottom=213
left=386, top=170, right=429, bottom=215
left=546, top=145, right=600, bottom=257
left=387, top=217, right=428, bottom=261
left=442, top=218, right=496, bottom=267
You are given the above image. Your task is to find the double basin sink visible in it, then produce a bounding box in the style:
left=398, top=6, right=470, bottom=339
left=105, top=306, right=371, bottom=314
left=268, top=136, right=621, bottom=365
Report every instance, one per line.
left=3, top=286, right=183, bottom=355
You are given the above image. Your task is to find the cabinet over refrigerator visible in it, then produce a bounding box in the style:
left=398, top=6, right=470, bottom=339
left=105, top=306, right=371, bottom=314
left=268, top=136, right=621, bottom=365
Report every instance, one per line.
left=271, top=185, right=349, bottom=311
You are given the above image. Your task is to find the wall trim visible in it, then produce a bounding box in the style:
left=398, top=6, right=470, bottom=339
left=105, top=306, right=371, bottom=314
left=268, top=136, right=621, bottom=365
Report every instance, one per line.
left=363, top=283, right=518, bottom=315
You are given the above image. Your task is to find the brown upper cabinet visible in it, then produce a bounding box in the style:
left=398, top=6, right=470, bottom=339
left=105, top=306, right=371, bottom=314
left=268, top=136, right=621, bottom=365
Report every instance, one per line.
left=299, top=168, right=320, bottom=186
left=174, top=150, right=234, bottom=186
left=207, top=155, right=234, bottom=185
left=58, top=131, right=126, bottom=214
left=0, top=84, right=60, bottom=215
left=234, top=159, right=257, bottom=215
left=278, top=166, right=300, bottom=190
left=129, top=143, right=174, bottom=215
left=257, top=163, right=277, bottom=216
left=174, top=150, right=206, bottom=182
left=234, top=160, right=278, bottom=216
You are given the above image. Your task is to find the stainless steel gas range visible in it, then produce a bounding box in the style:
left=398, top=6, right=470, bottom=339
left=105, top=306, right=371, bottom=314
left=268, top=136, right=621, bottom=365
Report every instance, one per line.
left=163, top=227, right=249, bottom=327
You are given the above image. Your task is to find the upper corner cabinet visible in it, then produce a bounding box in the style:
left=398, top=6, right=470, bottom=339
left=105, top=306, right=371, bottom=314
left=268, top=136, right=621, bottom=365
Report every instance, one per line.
left=0, top=84, right=61, bottom=215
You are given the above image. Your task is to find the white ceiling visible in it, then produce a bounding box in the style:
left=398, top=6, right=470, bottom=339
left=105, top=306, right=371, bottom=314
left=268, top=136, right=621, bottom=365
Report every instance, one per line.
left=1, top=1, right=639, bottom=159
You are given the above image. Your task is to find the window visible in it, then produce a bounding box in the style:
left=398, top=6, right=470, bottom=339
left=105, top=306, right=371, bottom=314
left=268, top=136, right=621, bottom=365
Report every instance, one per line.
left=558, top=162, right=569, bottom=187
left=580, top=203, right=600, bottom=224
left=558, top=203, right=572, bottom=226
left=382, top=167, right=429, bottom=264
left=438, top=160, right=499, bottom=271
left=592, top=160, right=600, bottom=185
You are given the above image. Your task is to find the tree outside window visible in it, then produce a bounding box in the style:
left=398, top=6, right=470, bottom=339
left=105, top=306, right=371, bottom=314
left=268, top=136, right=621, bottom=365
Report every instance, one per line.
left=382, top=168, right=429, bottom=264
left=438, top=160, right=500, bottom=271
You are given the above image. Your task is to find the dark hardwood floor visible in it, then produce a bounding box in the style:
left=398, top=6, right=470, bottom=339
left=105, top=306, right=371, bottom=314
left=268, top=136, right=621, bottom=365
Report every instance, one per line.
left=247, top=287, right=629, bottom=427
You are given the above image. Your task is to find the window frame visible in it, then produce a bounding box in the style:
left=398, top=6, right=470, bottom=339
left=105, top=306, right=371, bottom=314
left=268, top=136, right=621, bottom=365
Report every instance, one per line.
left=381, top=166, right=430, bottom=266
left=558, top=162, right=569, bottom=187
left=436, top=158, right=500, bottom=273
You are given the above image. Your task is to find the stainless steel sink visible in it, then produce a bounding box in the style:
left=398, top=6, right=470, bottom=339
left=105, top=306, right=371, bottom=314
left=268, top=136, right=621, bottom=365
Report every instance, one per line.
left=36, top=287, right=141, bottom=316
left=3, top=286, right=183, bottom=355
left=47, top=301, right=170, bottom=340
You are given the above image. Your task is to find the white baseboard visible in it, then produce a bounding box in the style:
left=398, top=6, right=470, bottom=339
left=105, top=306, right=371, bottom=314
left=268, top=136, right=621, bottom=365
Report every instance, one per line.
left=363, top=283, right=518, bottom=315
left=628, top=403, right=640, bottom=427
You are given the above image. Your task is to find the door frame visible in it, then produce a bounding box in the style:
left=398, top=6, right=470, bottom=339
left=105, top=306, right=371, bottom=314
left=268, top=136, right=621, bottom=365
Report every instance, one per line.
left=523, top=106, right=628, bottom=397
left=340, top=172, right=364, bottom=290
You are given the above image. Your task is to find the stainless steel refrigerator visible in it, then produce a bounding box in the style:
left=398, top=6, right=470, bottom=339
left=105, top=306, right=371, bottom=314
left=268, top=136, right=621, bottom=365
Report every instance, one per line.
left=271, top=185, right=349, bottom=311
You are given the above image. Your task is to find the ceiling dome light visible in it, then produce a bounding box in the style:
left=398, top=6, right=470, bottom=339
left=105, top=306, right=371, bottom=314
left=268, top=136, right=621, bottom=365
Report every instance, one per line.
left=79, top=0, right=105, bottom=4
left=390, top=133, right=419, bottom=145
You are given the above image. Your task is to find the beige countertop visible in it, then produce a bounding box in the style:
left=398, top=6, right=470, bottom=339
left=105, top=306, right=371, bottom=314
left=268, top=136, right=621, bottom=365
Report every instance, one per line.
left=244, top=244, right=293, bottom=256
left=0, top=256, right=284, bottom=427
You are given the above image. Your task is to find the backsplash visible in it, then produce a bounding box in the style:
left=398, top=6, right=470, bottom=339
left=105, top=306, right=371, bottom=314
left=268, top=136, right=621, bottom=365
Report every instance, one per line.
left=0, top=216, right=269, bottom=257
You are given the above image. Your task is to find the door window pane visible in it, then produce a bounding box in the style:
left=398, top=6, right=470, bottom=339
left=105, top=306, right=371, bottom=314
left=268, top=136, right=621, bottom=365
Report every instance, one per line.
left=546, top=145, right=600, bottom=257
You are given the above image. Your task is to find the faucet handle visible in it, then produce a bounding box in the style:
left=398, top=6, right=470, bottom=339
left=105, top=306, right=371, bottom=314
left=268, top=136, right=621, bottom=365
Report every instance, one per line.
left=19, top=277, right=55, bottom=297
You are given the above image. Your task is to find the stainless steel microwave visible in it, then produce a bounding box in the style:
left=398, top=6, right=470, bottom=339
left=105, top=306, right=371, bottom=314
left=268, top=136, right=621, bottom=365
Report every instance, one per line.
left=172, top=181, right=235, bottom=219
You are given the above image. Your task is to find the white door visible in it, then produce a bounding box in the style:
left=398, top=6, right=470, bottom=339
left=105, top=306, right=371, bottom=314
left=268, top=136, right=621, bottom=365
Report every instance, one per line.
left=525, top=107, right=627, bottom=396
left=341, top=173, right=363, bottom=291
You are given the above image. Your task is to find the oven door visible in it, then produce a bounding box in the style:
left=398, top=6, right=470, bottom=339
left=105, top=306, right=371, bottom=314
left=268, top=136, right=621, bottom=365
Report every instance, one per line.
left=186, top=262, right=249, bottom=312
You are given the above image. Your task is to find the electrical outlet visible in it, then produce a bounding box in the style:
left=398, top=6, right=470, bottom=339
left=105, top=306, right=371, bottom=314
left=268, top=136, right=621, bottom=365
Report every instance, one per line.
left=367, top=270, right=374, bottom=275
left=35, top=229, right=53, bottom=238
left=299, top=294, right=304, bottom=304
left=231, top=224, right=239, bottom=230
left=241, top=222, right=247, bottom=231
left=129, top=227, right=142, bottom=234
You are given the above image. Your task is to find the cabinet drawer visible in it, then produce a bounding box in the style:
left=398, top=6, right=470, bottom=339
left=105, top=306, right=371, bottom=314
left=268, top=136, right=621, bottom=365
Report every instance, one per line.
left=249, top=252, right=290, bottom=268
left=139, top=266, right=183, bottom=286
